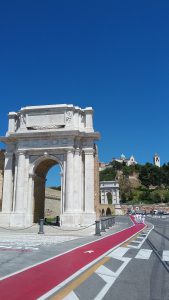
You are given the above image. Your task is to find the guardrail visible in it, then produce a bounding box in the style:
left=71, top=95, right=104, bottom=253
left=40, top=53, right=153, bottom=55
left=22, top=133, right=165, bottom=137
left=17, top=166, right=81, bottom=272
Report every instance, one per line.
left=95, top=216, right=115, bottom=236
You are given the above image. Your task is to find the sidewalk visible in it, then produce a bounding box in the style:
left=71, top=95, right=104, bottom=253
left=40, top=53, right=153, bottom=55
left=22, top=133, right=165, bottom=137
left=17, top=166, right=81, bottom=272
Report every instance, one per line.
left=0, top=216, right=132, bottom=245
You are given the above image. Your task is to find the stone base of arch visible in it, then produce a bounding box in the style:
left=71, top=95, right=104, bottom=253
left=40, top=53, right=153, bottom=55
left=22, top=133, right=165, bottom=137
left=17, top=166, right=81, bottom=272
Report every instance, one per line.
left=60, top=212, right=96, bottom=227
left=0, top=211, right=97, bottom=228
left=98, top=204, right=123, bottom=216
left=0, top=212, right=34, bottom=227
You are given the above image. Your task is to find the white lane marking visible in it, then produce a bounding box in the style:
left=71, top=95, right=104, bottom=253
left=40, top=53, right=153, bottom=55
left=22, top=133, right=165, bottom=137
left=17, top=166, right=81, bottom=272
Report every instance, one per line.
left=130, top=240, right=141, bottom=244
left=84, top=250, right=94, bottom=254
left=135, top=249, right=152, bottom=259
left=0, top=245, right=39, bottom=251
left=96, top=265, right=115, bottom=277
left=127, top=245, right=139, bottom=249
left=108, top=246, right=129, bottom=258
left=162, top=251, right=169, bottom=262
left=128, top=225, right=154, bottom=249
left=63, top=291, right=79, bottom=300
left=94, top=256, right=131, bottom=300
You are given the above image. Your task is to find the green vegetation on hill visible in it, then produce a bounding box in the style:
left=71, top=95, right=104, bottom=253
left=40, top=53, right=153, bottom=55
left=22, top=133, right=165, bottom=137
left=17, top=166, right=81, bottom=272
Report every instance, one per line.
left=99, top=161, right=169, bottom=204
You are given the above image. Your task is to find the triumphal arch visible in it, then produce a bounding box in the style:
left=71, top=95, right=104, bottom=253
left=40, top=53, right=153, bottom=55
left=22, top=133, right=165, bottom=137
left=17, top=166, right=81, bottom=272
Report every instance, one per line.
left=0, top=104, right=100, bottom=227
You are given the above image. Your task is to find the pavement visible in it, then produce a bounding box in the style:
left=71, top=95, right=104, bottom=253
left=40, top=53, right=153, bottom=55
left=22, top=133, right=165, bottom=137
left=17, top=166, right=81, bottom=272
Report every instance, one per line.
left=0, top=216, right=147, bottom=299
left=0, top=216, right=131, bottom=247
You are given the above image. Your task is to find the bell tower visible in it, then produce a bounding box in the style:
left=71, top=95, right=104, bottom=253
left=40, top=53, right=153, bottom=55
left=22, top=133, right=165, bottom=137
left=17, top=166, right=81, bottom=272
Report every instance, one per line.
left=154, top=153, right=160, bottom=167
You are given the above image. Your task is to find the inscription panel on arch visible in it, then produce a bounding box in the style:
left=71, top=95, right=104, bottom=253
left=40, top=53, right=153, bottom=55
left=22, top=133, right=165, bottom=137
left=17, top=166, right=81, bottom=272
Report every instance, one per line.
left=26, top=112, right=65, bottom=129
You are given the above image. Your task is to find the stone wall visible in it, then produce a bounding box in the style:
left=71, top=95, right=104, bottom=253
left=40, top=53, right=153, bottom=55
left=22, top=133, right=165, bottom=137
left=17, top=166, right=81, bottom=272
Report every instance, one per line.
left=121, top=204, right=169, bottom=214
left=99, top=204, right=115, bottom=216
left=45, top=187, right=61, bottom=218
left=0, top=150, right=5, bottom=211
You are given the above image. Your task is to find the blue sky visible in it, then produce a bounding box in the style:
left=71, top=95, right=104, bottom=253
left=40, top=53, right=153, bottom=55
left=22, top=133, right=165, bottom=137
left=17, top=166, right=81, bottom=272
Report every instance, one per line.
left=0, top=0, right=169, bottom=186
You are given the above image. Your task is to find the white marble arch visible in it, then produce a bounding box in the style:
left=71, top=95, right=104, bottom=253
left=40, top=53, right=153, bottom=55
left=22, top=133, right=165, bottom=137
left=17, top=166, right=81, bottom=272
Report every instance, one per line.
left=0, top=104, right=100, bottom=227
left=100, top=181, right=120, bottom=205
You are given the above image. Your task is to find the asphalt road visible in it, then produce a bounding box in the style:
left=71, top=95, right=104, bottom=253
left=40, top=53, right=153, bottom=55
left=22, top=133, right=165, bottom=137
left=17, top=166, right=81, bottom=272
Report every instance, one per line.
left=100, top=216, right=169, bottom=300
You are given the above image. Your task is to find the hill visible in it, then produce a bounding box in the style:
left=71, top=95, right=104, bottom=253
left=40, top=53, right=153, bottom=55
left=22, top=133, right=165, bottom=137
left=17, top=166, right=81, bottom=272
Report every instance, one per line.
left=99, top=161, right=169, bottom=204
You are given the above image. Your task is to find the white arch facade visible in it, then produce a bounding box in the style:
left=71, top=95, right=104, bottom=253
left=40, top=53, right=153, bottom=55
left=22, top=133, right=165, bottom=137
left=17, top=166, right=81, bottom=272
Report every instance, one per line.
left=0, top=104, right=99, bottom=227
left=100, top=181, right=120, bottom=205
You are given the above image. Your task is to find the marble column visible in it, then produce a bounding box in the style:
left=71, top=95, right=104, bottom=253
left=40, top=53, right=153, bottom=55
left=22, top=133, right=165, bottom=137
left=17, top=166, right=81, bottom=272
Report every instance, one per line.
left=2, top=152, right=14, bottom=212
left=73, top=148, right=82, bottom=212
left=84, top=149, right=94, bottom=212
left=61, top=161, right=66, bottom=214
left=116, top=189, right=120, bottom=204
left=15, top=151, right=26, bottom=212
left=65, top=149, right=74, bottom=212
left=27, top=174, right=34, bottom=216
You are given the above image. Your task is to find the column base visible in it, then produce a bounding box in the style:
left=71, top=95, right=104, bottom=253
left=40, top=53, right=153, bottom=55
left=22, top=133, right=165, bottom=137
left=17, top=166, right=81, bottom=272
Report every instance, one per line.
left=0, top=212, right=33, bottom=227
left=60, top=212, right=96, bottom=227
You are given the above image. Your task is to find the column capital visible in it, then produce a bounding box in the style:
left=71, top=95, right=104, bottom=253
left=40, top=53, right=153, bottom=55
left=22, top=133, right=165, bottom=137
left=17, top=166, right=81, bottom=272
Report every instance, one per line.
left=83, top=148, right=94, bottom=155
left=5, top=151, right=13, bottom=158
left=74, top=148, right=81, bottom=155
left=15, top=150, right=26, bottom=156
left=66, top=148, right=74, bottom=156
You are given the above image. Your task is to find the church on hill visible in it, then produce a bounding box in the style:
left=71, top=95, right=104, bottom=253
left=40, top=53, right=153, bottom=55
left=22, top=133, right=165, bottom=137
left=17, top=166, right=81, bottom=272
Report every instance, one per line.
left=112, top=154, right=138, bottom=166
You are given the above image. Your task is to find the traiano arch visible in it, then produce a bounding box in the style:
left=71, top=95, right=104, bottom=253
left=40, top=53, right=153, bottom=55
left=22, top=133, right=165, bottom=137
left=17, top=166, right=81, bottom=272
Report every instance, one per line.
left=0, top=104, right=100, bottom=227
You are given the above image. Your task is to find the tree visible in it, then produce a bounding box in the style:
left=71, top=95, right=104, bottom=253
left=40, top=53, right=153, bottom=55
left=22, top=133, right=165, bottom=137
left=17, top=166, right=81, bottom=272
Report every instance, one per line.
left=119, top=174, right=133, bottom=202
left=99, top=167, right=116, bottom=181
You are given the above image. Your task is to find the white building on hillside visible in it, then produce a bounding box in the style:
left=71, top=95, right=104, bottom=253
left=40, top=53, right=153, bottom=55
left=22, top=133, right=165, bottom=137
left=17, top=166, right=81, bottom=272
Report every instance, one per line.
left=112, top=154, right=137, bottom=166
left=153, top=153, right=160, bottom=167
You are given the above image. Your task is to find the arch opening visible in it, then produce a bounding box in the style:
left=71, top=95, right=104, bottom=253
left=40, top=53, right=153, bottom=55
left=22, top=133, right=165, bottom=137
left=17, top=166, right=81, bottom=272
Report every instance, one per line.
left=33, top=158, right=62, bottom=223
left=106, top=192, right=112, bottom=205
left=106, top=207, right=111, bottom=216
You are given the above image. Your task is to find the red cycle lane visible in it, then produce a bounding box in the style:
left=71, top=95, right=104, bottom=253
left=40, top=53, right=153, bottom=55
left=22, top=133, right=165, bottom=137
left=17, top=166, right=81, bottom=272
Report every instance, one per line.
left=0, top=217, right=145, bottom=299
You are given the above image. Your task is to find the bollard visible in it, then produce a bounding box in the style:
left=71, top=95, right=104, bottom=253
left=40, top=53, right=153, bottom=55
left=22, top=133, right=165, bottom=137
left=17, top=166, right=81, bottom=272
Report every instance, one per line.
left=101, top=219, right=106, bottom=232
left=38, top=219, right=44, bottom=234
left=95, top=220, right=101, bottom=236
left=56, top=216, right=60, bottom=227
left=105, top=218, right=109, bottom=229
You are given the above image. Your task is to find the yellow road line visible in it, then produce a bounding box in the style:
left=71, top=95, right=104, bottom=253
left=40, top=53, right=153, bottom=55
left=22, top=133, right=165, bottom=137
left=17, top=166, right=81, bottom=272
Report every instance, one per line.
left=50, top=256, right=110, bottom=300
left=122, top=227, right=147, bottom=247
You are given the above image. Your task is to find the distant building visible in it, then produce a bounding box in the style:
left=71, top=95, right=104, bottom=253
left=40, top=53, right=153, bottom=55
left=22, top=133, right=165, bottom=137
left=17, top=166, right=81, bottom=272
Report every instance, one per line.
left=100, top=181, right=120, bottom=205
left=112, top=154, right=137, bottom=166
left=153, top=153, right=160, bottom=167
